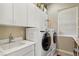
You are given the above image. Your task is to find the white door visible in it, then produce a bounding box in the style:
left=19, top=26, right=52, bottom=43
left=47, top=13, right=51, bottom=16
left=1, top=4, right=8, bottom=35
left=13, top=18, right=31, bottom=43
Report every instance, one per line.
left=0, top=3, right=13, bottom=25
left=13, top=3, right=27, bottom=27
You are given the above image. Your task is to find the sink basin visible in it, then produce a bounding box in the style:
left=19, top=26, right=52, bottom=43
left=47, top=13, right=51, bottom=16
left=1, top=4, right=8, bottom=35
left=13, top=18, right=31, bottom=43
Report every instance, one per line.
left=0, top=37, right=35, bottom=55
left=0, top=37, right=26, bottom=51
left=0, top=41, right=25, bottom=50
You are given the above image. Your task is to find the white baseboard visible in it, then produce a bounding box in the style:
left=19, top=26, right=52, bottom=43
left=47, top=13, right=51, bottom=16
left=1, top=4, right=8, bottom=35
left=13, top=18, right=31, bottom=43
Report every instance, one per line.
left=57, top=49, right=74, bottom=56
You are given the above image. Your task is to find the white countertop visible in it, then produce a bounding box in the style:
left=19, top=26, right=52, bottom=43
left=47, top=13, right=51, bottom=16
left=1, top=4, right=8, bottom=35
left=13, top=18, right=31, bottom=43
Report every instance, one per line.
left=0, top=40, right=35, bottom=56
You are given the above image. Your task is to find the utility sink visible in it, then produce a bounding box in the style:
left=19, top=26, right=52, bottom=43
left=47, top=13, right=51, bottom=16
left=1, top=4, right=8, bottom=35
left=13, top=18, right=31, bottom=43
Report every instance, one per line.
left=0, top=41, right=25, bottom=50
left=0, top=37, right=26, bottom=51
left=0, top=37, right=35, bottom=56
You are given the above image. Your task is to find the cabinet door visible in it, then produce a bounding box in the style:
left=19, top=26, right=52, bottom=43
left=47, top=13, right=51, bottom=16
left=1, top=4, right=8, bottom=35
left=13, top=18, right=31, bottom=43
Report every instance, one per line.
left=58, top=7, right=78, bottom=35
left=0, top=3, right=13, bottom=25
left=27, top=4, right=40, bottom=27
left=5, top=45, right=34, bottom=56
left=14, top=3, right=27, bottom=26
left=40, top=11, right=48, bottom=31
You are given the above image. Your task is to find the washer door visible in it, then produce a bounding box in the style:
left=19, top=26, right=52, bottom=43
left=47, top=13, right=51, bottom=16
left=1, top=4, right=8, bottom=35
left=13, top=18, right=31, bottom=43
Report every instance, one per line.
left=42, top=32, right=51, bottom=51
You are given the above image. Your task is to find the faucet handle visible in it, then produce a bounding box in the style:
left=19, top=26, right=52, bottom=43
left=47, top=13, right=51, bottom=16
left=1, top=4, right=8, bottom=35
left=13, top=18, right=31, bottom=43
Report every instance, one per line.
left=9, top=33, right=14, bottom=40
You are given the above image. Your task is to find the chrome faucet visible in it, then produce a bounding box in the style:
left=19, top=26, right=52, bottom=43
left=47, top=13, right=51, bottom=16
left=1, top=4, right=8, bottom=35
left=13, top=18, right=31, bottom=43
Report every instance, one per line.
left=9, top=33, right=14, bottom=43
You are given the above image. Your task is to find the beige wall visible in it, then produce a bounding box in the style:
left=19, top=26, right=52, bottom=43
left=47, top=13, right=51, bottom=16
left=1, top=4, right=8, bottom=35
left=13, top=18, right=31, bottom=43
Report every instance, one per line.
left=0, top=25, right=26, bottom=40
left=57, top=36, right=74, bottom=52
left=47, top=3, right=79, bottom=53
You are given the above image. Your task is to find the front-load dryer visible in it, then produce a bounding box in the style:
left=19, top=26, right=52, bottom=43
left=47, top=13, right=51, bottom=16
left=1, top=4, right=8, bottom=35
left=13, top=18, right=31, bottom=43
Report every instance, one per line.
left=26, top=28, right=52, bottom=56
left=47, top=29, right=57, bottom=55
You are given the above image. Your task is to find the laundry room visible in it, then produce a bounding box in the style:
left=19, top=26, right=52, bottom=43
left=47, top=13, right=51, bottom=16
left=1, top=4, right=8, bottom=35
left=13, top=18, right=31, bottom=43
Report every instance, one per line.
left=0, top=2, right=79, bottom=56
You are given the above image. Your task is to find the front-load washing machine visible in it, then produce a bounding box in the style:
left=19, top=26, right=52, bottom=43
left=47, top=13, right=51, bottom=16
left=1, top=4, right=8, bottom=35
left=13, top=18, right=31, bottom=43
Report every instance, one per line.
left=26, top=28, right=52, bottom=56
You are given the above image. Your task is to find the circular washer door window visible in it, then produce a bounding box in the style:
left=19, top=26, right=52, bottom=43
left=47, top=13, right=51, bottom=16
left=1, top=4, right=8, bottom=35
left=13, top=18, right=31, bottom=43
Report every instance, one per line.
left=42, top=32, right=51, bottom=51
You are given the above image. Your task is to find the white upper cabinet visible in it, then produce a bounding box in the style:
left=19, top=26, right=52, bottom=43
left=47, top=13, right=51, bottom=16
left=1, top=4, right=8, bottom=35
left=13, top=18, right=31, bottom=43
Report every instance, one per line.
left=0, top=3, right=48, bottom=28
left=27, top=4, right=41, bottom=27
left=0, top=3, right=13, bottom=25
left=58, top=7, right=78, bottom=36
left=27, top=4, right=48, bottom=28
left=13, top=3, right=27, bottom=27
